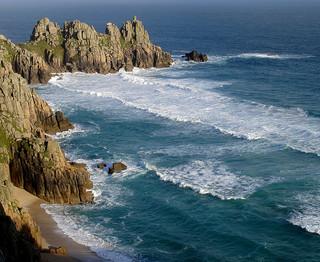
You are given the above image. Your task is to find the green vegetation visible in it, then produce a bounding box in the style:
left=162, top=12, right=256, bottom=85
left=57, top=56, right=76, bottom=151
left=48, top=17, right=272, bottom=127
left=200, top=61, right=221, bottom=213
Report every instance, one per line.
left=0, top=127, right=10, bottom=163
left=0, top=127, right=10, bottom=149
left=99, top=35, right=111, bottom=47
left=19, top=40, right=49, bottom=58
left=19, top=33, right=65, bottom=61
left=120, top=36, right=133, bottom=49
left=0, top=39, right=17, bottom=63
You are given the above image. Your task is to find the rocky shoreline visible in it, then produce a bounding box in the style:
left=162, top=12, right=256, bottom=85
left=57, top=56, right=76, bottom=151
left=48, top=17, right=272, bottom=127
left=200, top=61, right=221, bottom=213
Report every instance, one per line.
left=0, top=17, right=172, bottom=261
left=1, top=17, right=172, bottom=84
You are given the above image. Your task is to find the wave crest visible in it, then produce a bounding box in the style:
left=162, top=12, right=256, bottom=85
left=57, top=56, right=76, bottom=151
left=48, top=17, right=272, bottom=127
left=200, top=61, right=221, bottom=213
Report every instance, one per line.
left=145, top=160, right=280, bottom=200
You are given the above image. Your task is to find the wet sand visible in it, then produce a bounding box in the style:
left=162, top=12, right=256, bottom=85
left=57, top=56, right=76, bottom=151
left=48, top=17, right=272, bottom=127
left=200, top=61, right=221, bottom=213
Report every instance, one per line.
left=12, top=186, right=102, bottom=262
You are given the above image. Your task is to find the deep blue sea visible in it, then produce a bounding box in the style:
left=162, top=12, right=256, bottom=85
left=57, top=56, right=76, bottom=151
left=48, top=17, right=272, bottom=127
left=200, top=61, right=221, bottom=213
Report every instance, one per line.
left=1, top=2, right=320, bottom=261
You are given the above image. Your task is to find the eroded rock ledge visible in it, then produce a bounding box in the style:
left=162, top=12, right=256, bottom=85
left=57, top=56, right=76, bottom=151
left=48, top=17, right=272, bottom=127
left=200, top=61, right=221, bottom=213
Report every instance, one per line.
left=1, top=17, right=172, bottom=84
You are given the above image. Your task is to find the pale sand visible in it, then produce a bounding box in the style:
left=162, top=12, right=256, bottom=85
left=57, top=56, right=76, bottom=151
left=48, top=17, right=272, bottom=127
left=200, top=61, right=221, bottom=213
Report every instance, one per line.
left=12, top=186, right=103, bottom=262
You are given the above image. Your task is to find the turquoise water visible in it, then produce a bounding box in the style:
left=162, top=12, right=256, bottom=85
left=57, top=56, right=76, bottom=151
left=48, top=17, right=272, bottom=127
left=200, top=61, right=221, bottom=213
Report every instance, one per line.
left=2, top=2, right=320, bottom=261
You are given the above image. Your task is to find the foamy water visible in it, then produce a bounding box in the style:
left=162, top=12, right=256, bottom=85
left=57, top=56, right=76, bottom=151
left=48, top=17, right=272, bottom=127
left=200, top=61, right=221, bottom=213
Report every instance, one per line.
left=289, top=192, right=320, bottom=235
left=48, top=56, right=320, bottom=157
left=145, top=160, right=280, bottom=200
left=37, top=50, right=320, bottom=261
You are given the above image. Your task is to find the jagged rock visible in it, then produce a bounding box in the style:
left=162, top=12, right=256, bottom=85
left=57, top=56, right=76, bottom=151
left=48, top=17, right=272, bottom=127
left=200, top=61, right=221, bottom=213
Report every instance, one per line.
left=10, top=138, right=93, bottom=204
left=120, top=19, right=172, bottom=69
left=105, top=23, right=122, bottom=47
left=184, top=50, right=208, bottom=62
left=0, top=17, right=172, bottom=84
left=40, top=111, right=74, bottom=135
left=96, top=162, right=127, bottom=174
left=121, top=20, right=150, bottom=44
left=0, top=54, right=93, bottom=204
left=13, top=48, right=51, bottom=84
left=31, top=17, right=61, bottom=47
left=109, top=162, right=127, bottom=174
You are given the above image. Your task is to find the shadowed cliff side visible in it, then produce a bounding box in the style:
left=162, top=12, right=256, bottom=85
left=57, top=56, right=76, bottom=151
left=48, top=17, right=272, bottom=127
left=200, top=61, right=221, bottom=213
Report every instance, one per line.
left=2, top=17, right=172, bottom=84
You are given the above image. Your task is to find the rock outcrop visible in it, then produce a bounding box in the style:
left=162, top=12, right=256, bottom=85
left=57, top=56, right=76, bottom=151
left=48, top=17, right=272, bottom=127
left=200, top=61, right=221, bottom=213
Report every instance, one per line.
left=184, top=50, right=208, bottom=62
left=0, top=35, right=94, bottom=261
left=0, top=35, right=51, bottom=84
left=0, top=48, right=93, bottom=204
left=3, top=17, right=172, bottom=83
left=0, top=15, right=171, bottom=261
left=31, top=17, right=62, bottom=47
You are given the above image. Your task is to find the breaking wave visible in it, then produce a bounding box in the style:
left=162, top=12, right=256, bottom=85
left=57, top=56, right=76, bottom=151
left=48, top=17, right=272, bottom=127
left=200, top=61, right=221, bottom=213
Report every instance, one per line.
left=289, top=193, right=320, bottom=235
left=49, top=71, right=320, bottom=156
left=145, top=160, right=280, bottom=200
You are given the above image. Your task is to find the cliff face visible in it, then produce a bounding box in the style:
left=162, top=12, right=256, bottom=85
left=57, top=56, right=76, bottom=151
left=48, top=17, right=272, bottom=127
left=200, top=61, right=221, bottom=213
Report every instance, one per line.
left=0, top=37, right=94, bottom=260
left=0, top=16, right=170, bottom=261
left=9, top=17, right=172, bottom=83
left=0, top=48, right=93, bottom=204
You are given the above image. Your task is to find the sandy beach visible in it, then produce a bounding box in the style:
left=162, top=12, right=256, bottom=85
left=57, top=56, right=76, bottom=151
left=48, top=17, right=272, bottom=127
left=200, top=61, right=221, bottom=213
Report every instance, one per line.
left=12, top=186, right=102, bottom=262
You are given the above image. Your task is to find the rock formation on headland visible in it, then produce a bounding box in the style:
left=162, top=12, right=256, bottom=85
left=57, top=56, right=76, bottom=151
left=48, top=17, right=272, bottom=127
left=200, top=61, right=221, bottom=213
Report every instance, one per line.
left=0, top=17, right=171, bottom=261
left=2, top=17, right=172, bottom=84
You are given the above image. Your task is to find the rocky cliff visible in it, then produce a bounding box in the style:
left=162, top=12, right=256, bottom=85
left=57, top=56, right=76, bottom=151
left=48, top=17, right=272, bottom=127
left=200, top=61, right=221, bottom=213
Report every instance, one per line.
left=3, top=17, right=172, bottom=83
left=0, top=43, right=93, bottom=204
left=0, top=36, right=93, bottom=260
left=0, top=16, right=170, bottom=261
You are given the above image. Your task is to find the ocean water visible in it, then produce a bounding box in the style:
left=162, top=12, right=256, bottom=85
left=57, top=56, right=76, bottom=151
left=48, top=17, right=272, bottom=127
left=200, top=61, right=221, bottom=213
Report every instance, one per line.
left=2, top=2, right=320, bottom=261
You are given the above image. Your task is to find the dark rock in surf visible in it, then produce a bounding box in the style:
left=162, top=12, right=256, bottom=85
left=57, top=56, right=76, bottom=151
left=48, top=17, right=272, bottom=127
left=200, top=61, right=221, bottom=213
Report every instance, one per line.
left=109, top=162, right=127, bottom=174
left=184, top=50, right=208, bottom=62
left=97, top=162, right=127, bottom=174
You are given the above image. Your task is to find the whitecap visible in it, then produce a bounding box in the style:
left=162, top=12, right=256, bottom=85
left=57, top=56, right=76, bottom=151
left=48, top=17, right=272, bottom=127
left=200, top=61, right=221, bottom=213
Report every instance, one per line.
left=48, top=72, right=320, bottom=156
left=289, top=193, right=320, bottom=235
left=145, top=160, right=280, bottom=200
left=50, top=124, right=87, bottom=140
left=206, top=53, right=314, bottom=64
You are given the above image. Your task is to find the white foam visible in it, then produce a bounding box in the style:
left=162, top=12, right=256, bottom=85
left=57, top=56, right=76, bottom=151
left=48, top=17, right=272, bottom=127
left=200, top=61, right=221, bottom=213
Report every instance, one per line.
left=289, top=193, right=320, bottom=235
left=40, top=153, right=138, bottom=261
left=207, top=53, right=314, bottom=64
left=51, top=124, right=87, bottom=140
left=140, top=140, right=281, bottom=160
left=49, top=72, right=320, bottom=156
left=171, top=52, right=313, bottom=67
left=41, top=204, right=133, bottom=261
left=145, top=160, right=279, bottom=200
left=120, top=70, right=231, bottom=92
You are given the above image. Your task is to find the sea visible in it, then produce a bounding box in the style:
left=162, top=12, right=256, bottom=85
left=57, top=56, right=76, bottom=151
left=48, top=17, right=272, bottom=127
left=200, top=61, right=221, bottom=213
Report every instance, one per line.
left=1, top=1, right=320, bottom=261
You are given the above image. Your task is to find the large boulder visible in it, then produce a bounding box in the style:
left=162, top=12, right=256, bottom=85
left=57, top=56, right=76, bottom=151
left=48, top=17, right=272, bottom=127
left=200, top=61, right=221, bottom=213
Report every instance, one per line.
left=109, top=162, right=127, bottom=174
left=184, top=50, right=208, bottom=62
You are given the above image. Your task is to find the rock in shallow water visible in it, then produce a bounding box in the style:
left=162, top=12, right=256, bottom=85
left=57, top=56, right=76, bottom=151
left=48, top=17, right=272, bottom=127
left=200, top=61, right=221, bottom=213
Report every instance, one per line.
left=109, top=162, right=127, bottom=174
left=184, top=50, right=208, bottom=62
left=97, top=162, right=127, bottom=174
